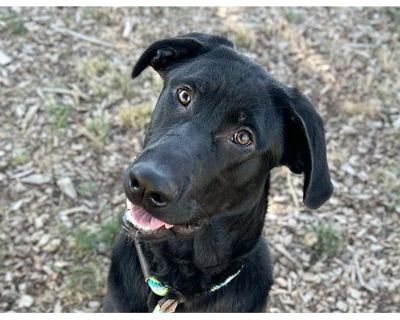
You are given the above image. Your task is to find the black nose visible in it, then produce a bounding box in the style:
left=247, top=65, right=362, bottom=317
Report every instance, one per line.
left=128, top=163, right=179, bottom=208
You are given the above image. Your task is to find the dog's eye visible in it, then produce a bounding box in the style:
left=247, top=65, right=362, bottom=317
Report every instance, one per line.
left=233, top=129, right=253, bottom=146
left=177, top=87, right=192, bottom=106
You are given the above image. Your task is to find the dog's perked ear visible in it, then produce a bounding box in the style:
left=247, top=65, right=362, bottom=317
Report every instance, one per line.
left=274, top=86, right=333, bottom=209
left=132, top=33, right=234, bottom=78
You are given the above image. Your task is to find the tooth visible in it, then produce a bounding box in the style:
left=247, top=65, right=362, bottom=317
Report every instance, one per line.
left=126, top=199, right=134, bottom=209
left=125, top=210, right=154, bottom=232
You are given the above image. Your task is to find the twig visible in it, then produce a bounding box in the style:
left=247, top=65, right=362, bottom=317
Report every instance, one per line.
left=77, top=125, right=105, bottom=150
left=353, top=254, right=378, bottom=293
left=22, top=105, right=40, bottom=131
left=103, top=97, right=124, bottom=110
left=59, top=206, right=93, bottom=216
left=9, top=169, right=34, bottom=179
left=42, top=87, right=89, bottom=101
left=344, top=43, right=375, bottom=49
left=53, top=27, right=115, bottom=48
left=69, top=84, right=90, bottom=101
left=42, top=87, right=75, bottom=95
left=271, top=243, right=303, bottom=269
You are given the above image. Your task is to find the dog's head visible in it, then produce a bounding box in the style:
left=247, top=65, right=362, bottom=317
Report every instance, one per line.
left=123, top=33, right=333, bottom=239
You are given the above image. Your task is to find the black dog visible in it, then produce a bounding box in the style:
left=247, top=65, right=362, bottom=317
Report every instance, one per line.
left=103, top=33, right=333, bottom=312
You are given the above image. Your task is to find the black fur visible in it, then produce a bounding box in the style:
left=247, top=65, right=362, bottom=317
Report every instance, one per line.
left=104, top=33, right=333, bottom=312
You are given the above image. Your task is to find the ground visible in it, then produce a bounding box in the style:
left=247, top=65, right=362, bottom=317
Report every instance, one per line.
left=0, top=7, right=399, bottom=312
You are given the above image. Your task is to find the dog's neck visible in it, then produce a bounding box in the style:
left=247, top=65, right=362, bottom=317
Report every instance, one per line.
left=138, top=178, right=270, bottom=297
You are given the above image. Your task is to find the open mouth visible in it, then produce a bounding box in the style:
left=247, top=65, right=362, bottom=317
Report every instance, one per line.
left=123, top=199, right=204, bottom=236
left=124, top=199, right=174, bottom=232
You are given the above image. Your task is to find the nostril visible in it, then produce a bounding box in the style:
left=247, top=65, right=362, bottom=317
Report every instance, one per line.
left=129, top=177, right=140, bottom=190
left=148, top=192, right=167, bottom=207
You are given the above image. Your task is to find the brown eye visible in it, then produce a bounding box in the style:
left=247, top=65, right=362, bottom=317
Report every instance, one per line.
left=233, top=129, right=253, bottom=146
left=177, top=87, right=192, bottom=106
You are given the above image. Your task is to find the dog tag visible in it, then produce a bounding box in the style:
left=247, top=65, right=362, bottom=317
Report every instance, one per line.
left=153, top=298, right=180, bottom=313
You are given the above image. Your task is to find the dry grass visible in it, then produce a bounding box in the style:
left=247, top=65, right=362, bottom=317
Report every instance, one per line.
left=340, top=100, right=381, bottom=117
left=11, top=148, right=28, bottom=166
left=77, top=57, right=134, bottom=100
left=116, top=102, right=154, bottom=130
left=43, top=98, right=73, bottom=131
left=309, top=223, right=344, bottom=263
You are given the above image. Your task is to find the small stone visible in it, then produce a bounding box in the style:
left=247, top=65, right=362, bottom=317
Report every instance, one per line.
left=371, top=244, right=383, bottom=252
left=0, top=173, right=7, bottom=182
left=275, top=277, right=287, bottom=287
left=21, top=174, right=52, bottom=185
left=299, top=252, right=311, bottom=262
left=43, top=239, right=61, bottom=252
left=303, top=232, right=318, bottom=246
left=335, top=215, right=347, bottom=224
left=336, top=300, right=348, bottom=312
left=98, top=242, right=107, bottom=254
left=54, top=300, right=63, bottom=312
left=38, top=234, right=51, bottom=247
left=18, top=283, right=27, bottom=292
left=54, top=261, right=70, bottom=268
left=18, top=295, right=34, bottom=308
left=88, top=301, right=100, bottom=310
left=4, top=142, right=12, bottom=151
left=341, top=163, right=355, bottom=176
left=14, top=182, right=28, bottom=193
left=357, top=171, right=369, bottom=182
left=303, top=273, right=319, bottom=282
left=122, top=19, right=133, bottom=38
left=393, top=117, right=400, bottom=129
left=289, top=271, right=298, bottom=280
left=0, top=160, right=9, bottom=170
left=0, top=50, right=12, bottom=65
left=34, top=217, right=44, bottom=229
left=56, top=177, right=77, bottom=200
left=287, top=218, right=296, bottom=228
left=302, top=292, right=313, bottom=303
left=5, top=272, right=13, bottom=282
left=349, top=288, right=361, bottom=300
left=3, top=290, right=18, bottom=304
left=15, top=104, right=27, bottom=118
left=59, top=212, right=73, bottom=228
left=10, top=200, right=23, bottom=211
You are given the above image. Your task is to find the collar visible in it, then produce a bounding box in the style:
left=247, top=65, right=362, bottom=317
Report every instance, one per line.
left=134, top=238, right=244, bottom=312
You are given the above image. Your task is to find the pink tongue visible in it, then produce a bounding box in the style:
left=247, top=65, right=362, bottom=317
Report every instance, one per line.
left=126, top=199, right=174, bottom=230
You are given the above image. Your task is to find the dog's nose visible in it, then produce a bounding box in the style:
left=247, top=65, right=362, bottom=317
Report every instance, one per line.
left=129, top=163, right=179, bottom=208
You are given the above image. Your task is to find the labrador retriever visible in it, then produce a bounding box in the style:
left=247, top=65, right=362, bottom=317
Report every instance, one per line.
left=103, top=33, right=333, bottom=313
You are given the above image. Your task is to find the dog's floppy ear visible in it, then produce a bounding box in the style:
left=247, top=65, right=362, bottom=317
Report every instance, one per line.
left=132, top=33, right=234, bottom=78
left=274, top=86, right=333, bottom=209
